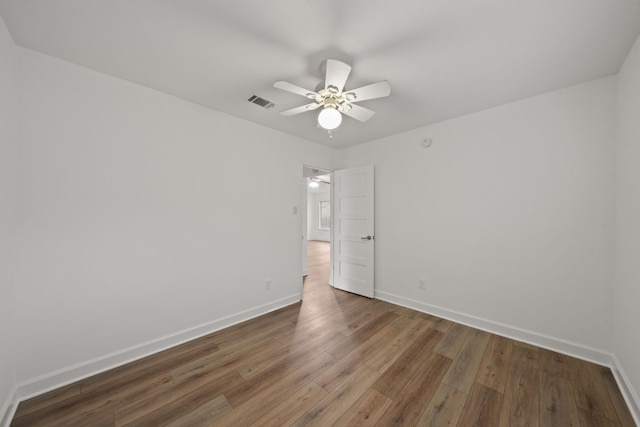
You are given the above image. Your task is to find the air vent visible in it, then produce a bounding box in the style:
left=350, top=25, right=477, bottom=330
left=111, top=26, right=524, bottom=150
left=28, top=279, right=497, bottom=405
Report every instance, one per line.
left=248, top=95, right=274, bottom=109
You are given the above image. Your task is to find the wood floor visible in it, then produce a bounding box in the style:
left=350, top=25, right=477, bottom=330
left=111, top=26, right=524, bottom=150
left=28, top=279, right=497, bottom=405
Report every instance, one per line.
left=12, top=240, right=636, bottom=426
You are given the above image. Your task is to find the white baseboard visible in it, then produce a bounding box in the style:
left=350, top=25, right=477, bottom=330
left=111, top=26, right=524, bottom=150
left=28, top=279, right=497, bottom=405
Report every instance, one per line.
left=2, top=294, right=300, bottom=426
left=375, top=291, right=613, bottom=366
left=0, top=386, right=18, bottom=427
left=376, top=290, right=640, bottom=423
left=611, top=355, right=640, bottom=425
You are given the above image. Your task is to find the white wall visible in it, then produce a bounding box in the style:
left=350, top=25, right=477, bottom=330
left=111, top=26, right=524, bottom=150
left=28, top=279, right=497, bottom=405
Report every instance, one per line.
left=614, top=32, right=640, bottom=414
left=338, top=77, right=616, bottom=355
left=14, top=48, right=335, bottom=387
left=307, top=187, right=331, bottom=242
left=0, top=14, right=17, bottom=425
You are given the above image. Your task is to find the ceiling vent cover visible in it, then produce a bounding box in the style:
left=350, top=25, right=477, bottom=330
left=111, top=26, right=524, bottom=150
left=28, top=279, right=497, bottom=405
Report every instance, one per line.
left=248, top=95, right=274, bottom=109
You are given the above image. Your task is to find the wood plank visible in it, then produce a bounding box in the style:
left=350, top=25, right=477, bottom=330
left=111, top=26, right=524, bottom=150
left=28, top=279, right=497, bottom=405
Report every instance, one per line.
left=387, top=304, right=416, bottom=316
left=80, top=339, right=220, bottom=395
left=164, top=394, right=231, bottom=427
left=290, top=365, right=381, bottom=427
left=118, top=388, right=229, bottom=427
left=416, top=382, right=467, bottom=426
left=476, top=334, right=513, bottom=393
left=11, top=383, right=82, bottom=420
left=251, top=383, right=327, bottom=427
left=374, top=352, right=452, bottom=426
left=325, top=310, right=400, bottom=359
left=12, top=373, right=174, bottom=427
left=312, top=350, right=362, bottom=393
left=514, top=340, right=539, bottom=351
left=41, top=409, right=115, bottom=427
left=372, top=327, right=444, bottom=400
left=430, top=316, right=454, bottom=333
left=333, top=389, right=393, bottom=427
left=236, top=326, right=344, bottom=379
left=222, top=344, right=338, bottom=408
left=599, top=366, right=637, bottom=427
left=314, top=314, right=422, bottom=392
left=364, top=315, right=434, bottom=372
left=212, top=352, right=336, bottom=426
left=434, top=322, right=470, bottom=358
left=275, top=309, right=342, bottom=340
left=539, top=348, right=572, bottom=380
left=569, top=358, right=620, bottom=423
left=457, top=382, right=503, bottom=427
left=498, top=343, right=539, bottom=426
left=578, top=409, right=620, bottom=427
left=442, top=328, right=491, bottom=393
left=170, top=336, right=282, bottom=384
left=578, top=408, right=623, bottom=427
left=539, top=371, right=580, bottom=427
left=114, top=370, right=242, bottom=426
left=208, top=308, right=298, bottom=349
left=340, top=310, right=383, bottom=337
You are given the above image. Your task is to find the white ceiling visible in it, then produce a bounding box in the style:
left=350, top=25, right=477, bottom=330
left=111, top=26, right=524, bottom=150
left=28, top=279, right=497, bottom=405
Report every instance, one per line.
left=1, top=1, right=639, bottom=150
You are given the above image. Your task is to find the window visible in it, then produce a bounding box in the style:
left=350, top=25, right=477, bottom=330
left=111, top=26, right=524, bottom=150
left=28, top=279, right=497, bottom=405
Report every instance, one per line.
left=319, top=201, right=331, bottom=231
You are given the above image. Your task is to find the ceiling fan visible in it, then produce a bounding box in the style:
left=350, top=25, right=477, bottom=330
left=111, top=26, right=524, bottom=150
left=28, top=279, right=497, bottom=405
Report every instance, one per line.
left=273, top=59, right=391, bottom=131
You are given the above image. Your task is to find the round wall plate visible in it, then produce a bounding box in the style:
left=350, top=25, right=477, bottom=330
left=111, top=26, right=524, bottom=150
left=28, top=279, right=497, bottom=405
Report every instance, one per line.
left=421, top=138, right=433, bottom=148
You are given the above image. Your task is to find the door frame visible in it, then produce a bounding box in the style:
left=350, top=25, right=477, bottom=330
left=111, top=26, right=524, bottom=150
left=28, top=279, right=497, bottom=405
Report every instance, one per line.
left=300, top=164, right=333, bottom=300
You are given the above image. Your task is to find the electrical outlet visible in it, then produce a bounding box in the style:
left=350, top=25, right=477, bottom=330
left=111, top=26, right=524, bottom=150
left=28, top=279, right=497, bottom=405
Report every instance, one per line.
left=265, top=279, right=271, bottom=290
left=419, top=279, right=426, bottom=290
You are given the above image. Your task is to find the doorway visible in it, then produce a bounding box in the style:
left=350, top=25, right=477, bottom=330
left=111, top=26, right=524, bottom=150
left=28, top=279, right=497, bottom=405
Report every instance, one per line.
left=302, top=166, right=332, bottom=299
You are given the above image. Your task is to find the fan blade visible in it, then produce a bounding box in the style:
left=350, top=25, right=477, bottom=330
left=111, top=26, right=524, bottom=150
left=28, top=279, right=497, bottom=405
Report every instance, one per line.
left=344, top=80, right=391, bottom=102
left=274, top=81, right=318, bottom=99
left=341, top=104, right=375, bottom=122
left=280, top=102, right=322, bottom=116
left=325, top=59, right=351, bottom=93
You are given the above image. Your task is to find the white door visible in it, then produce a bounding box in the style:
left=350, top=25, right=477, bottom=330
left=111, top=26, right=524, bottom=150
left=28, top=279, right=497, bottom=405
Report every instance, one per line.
left=332, top=165, right=375, bottom=298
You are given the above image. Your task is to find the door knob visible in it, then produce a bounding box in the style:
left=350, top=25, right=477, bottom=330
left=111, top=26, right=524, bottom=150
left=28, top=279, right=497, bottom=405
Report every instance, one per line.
left=361, top=235, right=373, bottom=240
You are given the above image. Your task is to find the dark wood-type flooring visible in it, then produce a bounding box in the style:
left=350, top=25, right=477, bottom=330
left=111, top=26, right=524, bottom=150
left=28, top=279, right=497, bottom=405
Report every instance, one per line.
left=12, top=240, right=636, bottom=426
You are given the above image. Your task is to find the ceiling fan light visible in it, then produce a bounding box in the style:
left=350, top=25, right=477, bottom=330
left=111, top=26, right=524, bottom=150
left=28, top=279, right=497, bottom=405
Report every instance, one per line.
left=308, top=180, right=319, bottom=188
left=318, top=107, right=342, bottom=130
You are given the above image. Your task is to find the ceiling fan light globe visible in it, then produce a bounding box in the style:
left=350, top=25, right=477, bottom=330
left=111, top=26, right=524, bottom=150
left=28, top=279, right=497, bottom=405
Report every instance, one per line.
left=318, top=108, right=342, bottom=130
